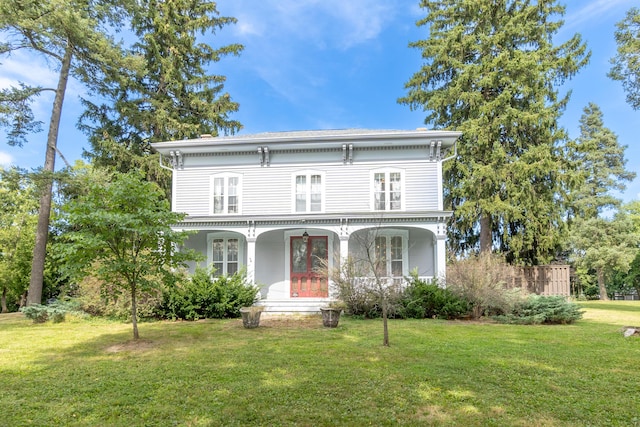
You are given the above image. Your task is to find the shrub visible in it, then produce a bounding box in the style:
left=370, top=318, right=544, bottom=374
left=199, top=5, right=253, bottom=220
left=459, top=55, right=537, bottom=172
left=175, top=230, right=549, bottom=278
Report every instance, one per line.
left=445, top=254, right=527, bottom=318
left=158, top=267, right=260, bottom=320
left=20, top=304, right=50, bottom=323
left=400, top=276, right=470, bottom=319
left=495, top=295, right=584, bottom=325
left=74, top=275, right=162, bottom=321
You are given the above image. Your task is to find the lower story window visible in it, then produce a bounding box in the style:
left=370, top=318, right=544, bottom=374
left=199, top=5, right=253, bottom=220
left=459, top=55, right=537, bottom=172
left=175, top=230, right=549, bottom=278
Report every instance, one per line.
left=374, top=234, right=406, bottom=277
left=208, top=234, right=242, bottom=276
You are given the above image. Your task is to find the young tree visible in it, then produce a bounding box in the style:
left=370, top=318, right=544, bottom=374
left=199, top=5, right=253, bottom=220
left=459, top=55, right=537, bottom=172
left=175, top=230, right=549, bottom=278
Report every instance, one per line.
left=0, top=0, right=129, bottom=305
left=609, top=7, right=640, bottom=110
left=0, top=167, right=38, bottom=312
left=80, top=0, right=243, bottom=195
left=399, top=0, right=589, bottom=264
left=565, top=103, right=636, bottom=221
left=57, top=170, right=200, bottom=339
left=330, top=229, right=404, bottom=347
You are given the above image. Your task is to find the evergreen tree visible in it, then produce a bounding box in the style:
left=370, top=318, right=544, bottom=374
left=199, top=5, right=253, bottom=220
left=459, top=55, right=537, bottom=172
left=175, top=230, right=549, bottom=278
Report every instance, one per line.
left=565, top=103, right=635, bottom=221
left=0, top=0, right=129, bottom=305
left=80, top=0, right=243, bottom=194
left=609, top=7, right=640, bottom=110
left=399, top=0, right=589, bottom=264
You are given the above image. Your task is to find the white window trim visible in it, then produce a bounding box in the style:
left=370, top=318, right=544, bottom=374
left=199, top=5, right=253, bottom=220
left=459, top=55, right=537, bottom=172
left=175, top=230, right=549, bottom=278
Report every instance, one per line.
left=206, top=232, right=245, bottom=276
left=372, top=229, right=409, bottom=278
left=291, top=170, right=326, bottom=214
left=209, top=173, right=242, bottom=215
left=370, top=168, right=405, bottom=212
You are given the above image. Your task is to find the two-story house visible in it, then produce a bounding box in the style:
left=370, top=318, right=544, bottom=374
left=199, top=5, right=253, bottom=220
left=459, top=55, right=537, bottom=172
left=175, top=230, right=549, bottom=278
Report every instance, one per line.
left=151, top=129, right=460, bottom=313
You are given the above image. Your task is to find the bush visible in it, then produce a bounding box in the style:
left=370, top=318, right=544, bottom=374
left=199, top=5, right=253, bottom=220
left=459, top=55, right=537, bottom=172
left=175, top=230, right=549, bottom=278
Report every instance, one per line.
left=158, top=267, right=260, bottom=320
left=20, top=304, right=50, bottom=323
left=445, top=254, right=527, bottom=318
left=19, top=299, right=79, bottom=323
left=400, top=276, right=470, bottom=319
left=495, top=295, right=584, bottom=325
left=73, top=275, right=162, bottom=321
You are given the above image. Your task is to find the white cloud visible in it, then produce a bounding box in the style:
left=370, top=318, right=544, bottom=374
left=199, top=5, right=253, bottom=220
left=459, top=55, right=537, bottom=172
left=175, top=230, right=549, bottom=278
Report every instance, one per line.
left=563, top=0, right=630, bottom=30
left=0, top=151, right=14, bottom=166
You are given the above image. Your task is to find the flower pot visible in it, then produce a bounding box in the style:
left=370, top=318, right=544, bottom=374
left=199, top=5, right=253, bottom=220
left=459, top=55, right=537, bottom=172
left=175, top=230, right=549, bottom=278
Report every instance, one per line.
left=240, top=307, right=263, bottom=329
left=320, top=307, right=342, bottom=328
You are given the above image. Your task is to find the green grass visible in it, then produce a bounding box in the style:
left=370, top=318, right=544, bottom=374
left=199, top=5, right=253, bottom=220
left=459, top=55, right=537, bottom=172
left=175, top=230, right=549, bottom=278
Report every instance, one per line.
left=1, top=301, right=639, bottom=426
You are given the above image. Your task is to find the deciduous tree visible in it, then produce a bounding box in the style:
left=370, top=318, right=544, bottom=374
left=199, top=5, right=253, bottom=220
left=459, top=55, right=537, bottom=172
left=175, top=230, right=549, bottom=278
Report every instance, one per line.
left=610, top=7, right=640, bottom=110
left=57, top=170, right=200, bottom=339
left=399, top=0, right=589, bottom=264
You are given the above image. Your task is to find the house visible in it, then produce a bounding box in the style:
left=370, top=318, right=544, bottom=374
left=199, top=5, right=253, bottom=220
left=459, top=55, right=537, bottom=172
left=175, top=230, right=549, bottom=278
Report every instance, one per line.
left=151, top=129, right=461, bottom=313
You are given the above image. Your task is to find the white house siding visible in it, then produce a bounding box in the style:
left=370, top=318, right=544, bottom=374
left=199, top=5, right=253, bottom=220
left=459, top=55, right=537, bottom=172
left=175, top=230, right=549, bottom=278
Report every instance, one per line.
left=173, top=160, right=441, bottom=216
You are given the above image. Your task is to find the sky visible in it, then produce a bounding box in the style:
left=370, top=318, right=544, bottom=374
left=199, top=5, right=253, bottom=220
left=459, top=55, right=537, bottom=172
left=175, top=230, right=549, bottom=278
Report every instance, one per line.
left=0, top=0, right=638, bottom=201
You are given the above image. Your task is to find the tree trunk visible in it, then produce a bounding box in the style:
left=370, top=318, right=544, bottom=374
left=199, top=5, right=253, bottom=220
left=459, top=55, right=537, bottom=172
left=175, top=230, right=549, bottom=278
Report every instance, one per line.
left=480, top=213, right=492, bottom=254
left=27, top=43, right=73, bottom=306
left=1, top=287, right=7, bottom=313
left=131, top=285, right=139, bottom=340
left=597, top=268, right=609, bottom=301
left=382, top=299, right=389, bottom=347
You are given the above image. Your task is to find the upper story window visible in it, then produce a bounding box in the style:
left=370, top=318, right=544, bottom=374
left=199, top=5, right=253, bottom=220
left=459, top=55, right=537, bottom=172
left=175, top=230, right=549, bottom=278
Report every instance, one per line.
left=210, top=174, right=242, bottom=215
left=371, top=169, right=404, bottom=211
left=207, top=233, right=244, bottom=276
left=293, top=171, right=324, bottom=213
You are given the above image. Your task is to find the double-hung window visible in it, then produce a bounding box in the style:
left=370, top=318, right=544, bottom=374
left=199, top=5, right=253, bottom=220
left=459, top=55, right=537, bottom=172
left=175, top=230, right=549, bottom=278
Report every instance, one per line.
left=210, top=174, right=241, bottom=215
left=372, top=230, right=408, bottom=278
left=293, top=171, right=324, bottom=213
left=372, top=169, right=403, bottom=211
left=207, top=233, right=243, bottom=276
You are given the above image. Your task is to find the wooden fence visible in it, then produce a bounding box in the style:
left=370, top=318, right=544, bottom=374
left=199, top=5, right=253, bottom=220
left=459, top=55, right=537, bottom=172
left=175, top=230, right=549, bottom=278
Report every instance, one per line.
left=506, top=265, right=570, bottom=296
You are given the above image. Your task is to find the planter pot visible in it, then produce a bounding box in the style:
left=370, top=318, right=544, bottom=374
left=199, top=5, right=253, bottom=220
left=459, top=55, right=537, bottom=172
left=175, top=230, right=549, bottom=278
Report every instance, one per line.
left=240, top=307, right=264, bottom=329
left=320, top=307, right=342, bottom=328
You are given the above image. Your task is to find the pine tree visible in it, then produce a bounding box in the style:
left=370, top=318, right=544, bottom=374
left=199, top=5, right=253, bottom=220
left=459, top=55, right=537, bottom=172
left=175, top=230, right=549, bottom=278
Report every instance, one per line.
left=609, top=7, right=640, bottom=110
left=0, top=0, right=129, bottom=305
left=81, top=0, right=243, bottom=193
left=399, top=0, right=589, bottom=264
left=565, top=103, right=636, bottom=221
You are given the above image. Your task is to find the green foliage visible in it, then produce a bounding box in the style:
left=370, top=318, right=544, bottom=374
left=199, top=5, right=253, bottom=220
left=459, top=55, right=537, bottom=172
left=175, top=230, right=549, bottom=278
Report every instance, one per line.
left=19, top=299, right=77, bottom=323
left=56, top=169, right=201, bottom=338
left=399, top=0, right=589, bottom=264
left=445, top=254, right=527, bottom=319
left=74, top=275, right=162, bottom=321
left=609, top=7, right=640, bottom=110
left=495, top=295, right=584, bottom=325
left=399, top=276, right=469, bottom=319
left=0, top=167, right=38, bottom=312
left=159, top=267, right=259, bottom=320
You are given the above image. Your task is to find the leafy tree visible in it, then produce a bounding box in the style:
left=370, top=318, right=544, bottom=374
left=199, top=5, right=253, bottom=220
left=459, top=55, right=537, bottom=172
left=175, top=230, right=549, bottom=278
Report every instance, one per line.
left=570, top=213, right=639, bottom=300
left=80, top=0, right=243, bottom=195
left=609, top=7, right=640, bottom=110
left=565, top=103, right=635, bottom=221
left=57, top=170, right=200, bottom=339
left=0, top=167, right=38, bottom=312
left=0, top=0, right=130, bottom=305
left=399, top=0, right=589, bottom=264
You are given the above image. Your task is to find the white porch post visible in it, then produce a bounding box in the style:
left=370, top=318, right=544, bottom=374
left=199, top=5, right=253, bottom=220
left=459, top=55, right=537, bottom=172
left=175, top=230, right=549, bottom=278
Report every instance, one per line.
left=436, top=222, right=447, bottom=281
left=246, top=237, right=256, bottom=283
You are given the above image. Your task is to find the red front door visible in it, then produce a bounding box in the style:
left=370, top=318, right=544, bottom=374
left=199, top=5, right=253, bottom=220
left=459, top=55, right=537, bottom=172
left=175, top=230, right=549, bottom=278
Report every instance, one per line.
left=290, top=236, right=328, bottom=297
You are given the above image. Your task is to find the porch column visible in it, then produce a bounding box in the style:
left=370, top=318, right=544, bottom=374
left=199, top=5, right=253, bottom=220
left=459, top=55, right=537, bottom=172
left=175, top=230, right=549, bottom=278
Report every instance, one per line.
left=435, top=222, right=447, bottom=281
left=339, top=235, right=349, bottom=264
left=246, top=237, right=256, bottom=283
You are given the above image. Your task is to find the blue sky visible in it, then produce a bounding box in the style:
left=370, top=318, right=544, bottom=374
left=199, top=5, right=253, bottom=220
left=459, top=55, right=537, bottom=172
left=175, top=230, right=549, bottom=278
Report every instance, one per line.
left=1, top=0, right=638, bottom=201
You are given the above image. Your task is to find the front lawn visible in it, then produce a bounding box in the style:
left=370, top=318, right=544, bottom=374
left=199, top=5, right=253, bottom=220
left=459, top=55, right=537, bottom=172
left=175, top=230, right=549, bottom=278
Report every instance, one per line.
left=1, top=301, right=639, bottom=426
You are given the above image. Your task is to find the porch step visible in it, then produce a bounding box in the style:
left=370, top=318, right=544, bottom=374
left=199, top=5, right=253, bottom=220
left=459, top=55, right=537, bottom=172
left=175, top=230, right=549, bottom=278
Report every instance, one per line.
left=256, top=298, right=330, bottom=315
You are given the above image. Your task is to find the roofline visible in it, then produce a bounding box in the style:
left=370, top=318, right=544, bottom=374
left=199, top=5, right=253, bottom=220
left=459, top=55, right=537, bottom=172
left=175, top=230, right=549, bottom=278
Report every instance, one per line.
left=150, top=129, right=462, bottom=155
